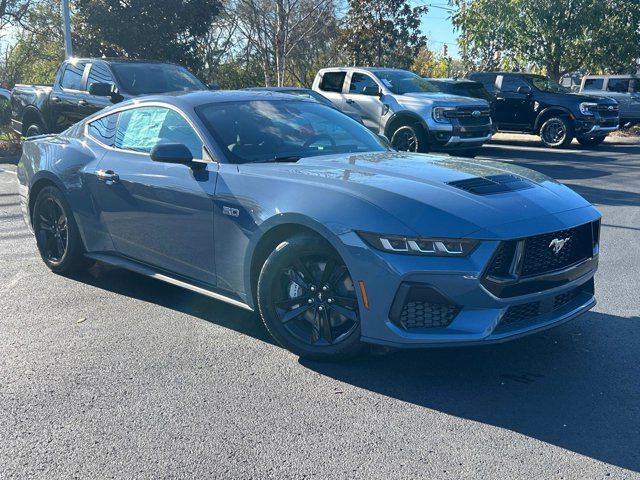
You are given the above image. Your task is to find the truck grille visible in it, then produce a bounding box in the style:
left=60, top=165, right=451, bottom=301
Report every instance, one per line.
left=591, top=104, right=619, bottom=118
left=450, top=106, right=491, bottom=126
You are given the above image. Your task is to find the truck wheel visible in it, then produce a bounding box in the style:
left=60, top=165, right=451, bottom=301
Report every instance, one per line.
left=25, top=122, right=45, bottom=138
left=577, top=136, right=606, bottom=147
left=539, top=116, right=573, bottom=148
left=390, top=123, right=428, bottom=153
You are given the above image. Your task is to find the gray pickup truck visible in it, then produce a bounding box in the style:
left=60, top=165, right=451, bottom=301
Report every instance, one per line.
left=11, top=58, right=208, bottom=137
left=578, top=74, right=640, bottom=126
left=312, top=67, right=492, bottom=156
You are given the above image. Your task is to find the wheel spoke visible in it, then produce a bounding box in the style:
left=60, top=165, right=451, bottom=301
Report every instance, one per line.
left=310, top=308, right=320, bottom=343
left=292, top=258, right=317, bottom=285
left=318, top=308, right=333, bottom=343
left=327, top=264, right=347, bottom=287
left=280, top=303, right=312, bottom=324
left=332, top=295, right=358, bottom=309
left=275, top=297, right=308, bottom=310
left=329, top=303, right=358, bottom=322
left=55, top=237, right=65, bottom=257
left=320, top=258, right=336, bottom=285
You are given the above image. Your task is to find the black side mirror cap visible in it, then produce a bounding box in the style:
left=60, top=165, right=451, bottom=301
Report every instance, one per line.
left=517, top=86, right=532, bottom=95
left=362, top=85, right=381, bottom=97
left=89, top=82, right=113, bottom=97
left=150, top=143, right=194, bottom=166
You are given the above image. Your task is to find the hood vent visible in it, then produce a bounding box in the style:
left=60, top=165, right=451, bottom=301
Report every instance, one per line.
left=448, top=174, right=534, bottom=195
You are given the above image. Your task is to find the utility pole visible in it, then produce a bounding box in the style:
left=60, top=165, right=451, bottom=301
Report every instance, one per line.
left=61, top=0, right=73, bottom=59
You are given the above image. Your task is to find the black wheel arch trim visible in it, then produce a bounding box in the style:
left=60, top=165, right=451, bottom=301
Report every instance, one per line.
left=384, top=111, right=425, bottom=138
left=534, top=106, right=574, bottom=131
left=21, top=106, right=48, bottom=135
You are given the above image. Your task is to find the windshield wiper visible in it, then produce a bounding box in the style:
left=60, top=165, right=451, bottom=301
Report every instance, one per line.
left=256, top=155, right=302, bottom=163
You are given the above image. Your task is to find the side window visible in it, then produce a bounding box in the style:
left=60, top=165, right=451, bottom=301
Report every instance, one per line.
left=115, top=107, right=203, bottom=159
left=88, top=112, right=119, bottom=146
left=583, top=78, right=604, bottom=90
left=631, top=80, right=640, bottom=93
left=60, top=63, right=87, bottom=90
left=607, top=78, right=630, bottom=93
left=349, top=73, right=378, bottom=94
left=500, top=75, right=529, bottom=93
left=87, top=63, right=115, bottom=91
left=472, top=74, right=497, bottom=93
left=319, top=72, right=346, bottom=93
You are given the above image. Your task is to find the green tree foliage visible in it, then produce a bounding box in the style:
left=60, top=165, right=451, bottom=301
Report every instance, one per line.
left=340, top=0, right=428, bottom=68
left=72, top=0, right=223, bottom=73
left=453, top=0, right=640, bottom=79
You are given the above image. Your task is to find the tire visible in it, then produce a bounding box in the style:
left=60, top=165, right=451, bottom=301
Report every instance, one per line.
left=32, top=186, right=90, bottom=274
left=539, top=116, right=574, bottom=148
left=390, top=123, right=429, bottom=153
left=257, top=234, right=363, bottom=360
left=577, top=135, right=606, bottom=147
left=25, top=121, right=45, bottom=138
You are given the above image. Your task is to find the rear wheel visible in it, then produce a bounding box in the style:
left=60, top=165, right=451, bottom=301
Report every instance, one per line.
left=539, top=116, right=573, bottom=148
left=257, top=234, right=362, bottom=360
left=390, top=123, right=428, bottom=153
left=33, top=186, right=89, bottom=274
left=577, top=135, right=606, bottom=147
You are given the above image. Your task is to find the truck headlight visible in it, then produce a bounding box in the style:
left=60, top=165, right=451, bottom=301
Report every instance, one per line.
left=579, top=102, right=598, bottom=115
left=357, top=231, right=478, bottom=256
left=432, top=107, right=455, bottom=123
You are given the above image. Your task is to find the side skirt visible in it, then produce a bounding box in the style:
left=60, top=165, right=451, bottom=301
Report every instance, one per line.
left=85, top=252, right=254, bottom=312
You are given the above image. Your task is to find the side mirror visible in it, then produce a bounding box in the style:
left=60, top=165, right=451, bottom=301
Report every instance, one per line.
left=517, top=86, right=532, bottom=95
left=150, top=143, right=194, bottom=166
left=362, top=85, right=381, bottom=97
left=89, top=82, right=114, bottom=97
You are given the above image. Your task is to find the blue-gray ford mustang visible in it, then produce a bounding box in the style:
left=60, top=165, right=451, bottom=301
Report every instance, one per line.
left=17, top=90, right=601, bottom=360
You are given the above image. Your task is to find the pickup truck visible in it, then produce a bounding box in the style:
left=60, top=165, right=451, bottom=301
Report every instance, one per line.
left=469, top=71, right=619, bottom=147
left=312, top=67, right=492, bottom=156
left=11, top=58, right=208, bottom=137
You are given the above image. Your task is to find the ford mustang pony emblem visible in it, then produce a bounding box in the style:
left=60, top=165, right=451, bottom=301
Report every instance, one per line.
left=549, top=237, right=570, bottom=254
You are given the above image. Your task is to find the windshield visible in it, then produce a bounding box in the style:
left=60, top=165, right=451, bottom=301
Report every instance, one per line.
left=196, top=100, right=388, bottom=164
left=111, top=63, right=206, bottom=95
left=528, top=75, right=569, bottom=93
left=373, top=70, right=439, bottom=94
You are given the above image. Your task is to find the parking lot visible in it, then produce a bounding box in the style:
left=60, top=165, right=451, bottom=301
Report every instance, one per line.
left=1, top=136, right=639, bottom=479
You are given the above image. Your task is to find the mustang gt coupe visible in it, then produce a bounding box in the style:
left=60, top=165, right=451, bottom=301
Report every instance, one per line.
left=17, top=90, right=601, bottom=360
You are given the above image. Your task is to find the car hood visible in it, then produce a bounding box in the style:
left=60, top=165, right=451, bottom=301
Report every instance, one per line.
left=239, top=152, right=594, bottom=238
left=393, top=92, right=488, bottom=107
left=567, top=92, right=618, bottom=104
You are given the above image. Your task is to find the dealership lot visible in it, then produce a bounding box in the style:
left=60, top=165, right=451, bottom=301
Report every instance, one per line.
left=1, top=137, right=639, bottom=479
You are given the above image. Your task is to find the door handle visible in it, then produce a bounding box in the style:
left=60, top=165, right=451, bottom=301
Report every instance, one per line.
left=96, top=169, right=119, bottom=185
left=346, top=99, right=355, bottom=104
left=50, top=96, right=61, bottom=103
left=78, top=99, right=88, bottom=106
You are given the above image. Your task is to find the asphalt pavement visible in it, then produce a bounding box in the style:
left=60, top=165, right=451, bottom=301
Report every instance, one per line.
left=1, top=135, right=639, bottom=479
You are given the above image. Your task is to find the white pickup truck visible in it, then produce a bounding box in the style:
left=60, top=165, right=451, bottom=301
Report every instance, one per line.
left=312, top=67, right=492, bottom=156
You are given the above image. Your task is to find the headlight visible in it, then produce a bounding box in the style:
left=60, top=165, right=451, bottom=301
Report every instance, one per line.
left=357, top=231, right=478, bottom=256
left=432, top=107, right=455, bottom=123
left=579, top=102, right=597, bottom=115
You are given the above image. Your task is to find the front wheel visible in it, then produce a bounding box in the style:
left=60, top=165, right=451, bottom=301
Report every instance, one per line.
left=390, top=123, right=428, bottom=153
left=25, top=121, right=45, bottom=138
left=257, top=234, right=363, bottom=360
left=539, top=116, right=574, bottom=148
left=577, top=135, right=606, bottom=147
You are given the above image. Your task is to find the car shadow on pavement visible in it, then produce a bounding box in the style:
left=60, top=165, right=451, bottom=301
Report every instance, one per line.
left=302, top=311, right=640, bottom=473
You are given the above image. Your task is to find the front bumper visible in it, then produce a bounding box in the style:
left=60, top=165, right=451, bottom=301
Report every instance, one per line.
left=337, top=212, right=600, bottom=348
left=424, top=116, right=493, bottom=150
left=574, top=112, right=619, bottom=136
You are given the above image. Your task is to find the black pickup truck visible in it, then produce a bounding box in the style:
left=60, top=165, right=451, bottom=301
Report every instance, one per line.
left=468, top=72, right=619, bottom=148
left=11, top=58, right=208, bottom=137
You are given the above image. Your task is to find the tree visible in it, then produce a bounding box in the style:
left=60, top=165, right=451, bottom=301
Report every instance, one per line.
left=234, top=0, right=337, bottom=86
left=72, top=0, right=223, bottom=73
left=340, top=0, right=428, bottom=69
left=452, top=0, right=640, bottom=79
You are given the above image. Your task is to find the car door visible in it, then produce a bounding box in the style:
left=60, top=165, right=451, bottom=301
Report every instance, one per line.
left=316, top=71, right=347, bottom=110
left=494, top=75, right=534, bottom=129
left=92, top=105, right=218, bottom=285
left=342, top=72, right=383, bottom=131
left=50, top=61, right=90, bottom=133
left=79, top=62, right=118, bottom=118
left=605, top=78, right=632, bottom=120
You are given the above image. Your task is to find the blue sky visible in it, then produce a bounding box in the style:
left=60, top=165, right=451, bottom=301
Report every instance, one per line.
left=412, top=1, right=461, bottom=58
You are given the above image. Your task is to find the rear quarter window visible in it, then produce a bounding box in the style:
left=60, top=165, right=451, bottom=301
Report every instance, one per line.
left=319, top=72, right=346, bottom=93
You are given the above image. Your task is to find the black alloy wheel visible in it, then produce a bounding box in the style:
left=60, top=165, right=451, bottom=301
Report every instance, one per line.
left=33, top=186, right=90, bottom=273
left=257, top=234, right=362, bottom=360
left=390, top=124, right=427, bottom=153
left=540, top=117, right=573, bottom=148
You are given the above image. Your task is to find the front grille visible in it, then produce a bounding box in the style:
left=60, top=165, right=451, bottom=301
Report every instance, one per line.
left=520, top=223, right=593, bottom=277
left=399, top=301, right=460, bottom=329
left=486, top=241, right=517, bottom=276
left=501, top=301, right=540, bottom=325
left=553, top=288, right=582, bottom=310
left=451, top=106, right=491, bottom=126
left=458, top=116, right=491, bottom=126
left=501, top=285, right=587, bottom=327
left=591, top=104, right=619, bottom=117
